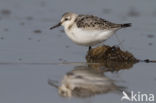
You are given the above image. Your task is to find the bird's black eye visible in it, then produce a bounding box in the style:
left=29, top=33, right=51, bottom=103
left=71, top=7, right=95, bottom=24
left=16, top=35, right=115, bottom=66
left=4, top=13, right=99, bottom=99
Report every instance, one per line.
left=64, top=18, right=68, bottom=21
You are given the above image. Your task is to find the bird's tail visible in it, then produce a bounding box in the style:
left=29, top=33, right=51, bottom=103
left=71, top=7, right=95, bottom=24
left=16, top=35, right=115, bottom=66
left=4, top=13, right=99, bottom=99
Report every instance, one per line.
left=121, top=23, right=132, bottom=28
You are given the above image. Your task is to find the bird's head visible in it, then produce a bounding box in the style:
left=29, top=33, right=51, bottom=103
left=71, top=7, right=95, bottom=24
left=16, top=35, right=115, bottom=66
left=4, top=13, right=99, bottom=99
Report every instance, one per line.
left=50, top=12, right=78, bottom=30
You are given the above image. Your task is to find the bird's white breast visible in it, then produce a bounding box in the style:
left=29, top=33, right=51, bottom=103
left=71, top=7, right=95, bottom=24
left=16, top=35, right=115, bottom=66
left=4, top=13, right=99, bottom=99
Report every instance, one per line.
left=65, top=25, right=115, bottom=46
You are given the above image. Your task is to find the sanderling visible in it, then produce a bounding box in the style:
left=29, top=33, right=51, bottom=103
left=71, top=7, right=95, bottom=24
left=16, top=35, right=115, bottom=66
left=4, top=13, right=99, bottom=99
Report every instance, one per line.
left=50, top=12, right=131, bottom=50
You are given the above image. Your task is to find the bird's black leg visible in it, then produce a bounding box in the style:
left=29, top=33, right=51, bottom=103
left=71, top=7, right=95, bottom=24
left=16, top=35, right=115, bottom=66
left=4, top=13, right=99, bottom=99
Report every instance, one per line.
left=89, top=46, right=92, bottom=51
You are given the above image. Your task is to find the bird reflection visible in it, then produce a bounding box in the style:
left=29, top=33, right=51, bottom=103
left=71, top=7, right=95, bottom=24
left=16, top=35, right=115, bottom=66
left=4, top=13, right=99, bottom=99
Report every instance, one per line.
left=48, top=45, right=137, bottom=98
left=48, top=65, right=128, bottom=98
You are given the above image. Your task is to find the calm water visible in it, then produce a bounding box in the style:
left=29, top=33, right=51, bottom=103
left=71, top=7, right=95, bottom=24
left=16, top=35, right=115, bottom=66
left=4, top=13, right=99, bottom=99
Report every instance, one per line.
left=0, top=0, right=156, bottom=103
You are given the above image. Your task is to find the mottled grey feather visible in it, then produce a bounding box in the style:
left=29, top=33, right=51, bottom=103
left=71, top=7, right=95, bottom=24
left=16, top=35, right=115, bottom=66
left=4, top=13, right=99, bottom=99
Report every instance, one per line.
left=75, top=15, right=122, bottom=30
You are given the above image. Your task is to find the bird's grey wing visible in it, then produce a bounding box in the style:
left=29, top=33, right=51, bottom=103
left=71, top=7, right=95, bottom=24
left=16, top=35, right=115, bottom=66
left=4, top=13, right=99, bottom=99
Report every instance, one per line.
left=75, top=15, right=121, bottom=30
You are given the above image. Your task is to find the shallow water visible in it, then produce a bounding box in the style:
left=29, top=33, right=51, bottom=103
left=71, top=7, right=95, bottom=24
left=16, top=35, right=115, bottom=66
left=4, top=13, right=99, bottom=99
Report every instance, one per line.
left=0, top=0, right=156, bottom=103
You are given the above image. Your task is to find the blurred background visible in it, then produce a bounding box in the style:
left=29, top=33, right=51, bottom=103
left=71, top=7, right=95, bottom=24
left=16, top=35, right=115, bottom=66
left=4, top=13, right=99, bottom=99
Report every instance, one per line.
left=0, top=0, right=156, bottom=103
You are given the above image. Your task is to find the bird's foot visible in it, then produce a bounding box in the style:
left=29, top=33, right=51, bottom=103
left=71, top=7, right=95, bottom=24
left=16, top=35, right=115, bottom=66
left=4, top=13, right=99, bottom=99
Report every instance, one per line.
left=89, top=46, right=92, bottom=51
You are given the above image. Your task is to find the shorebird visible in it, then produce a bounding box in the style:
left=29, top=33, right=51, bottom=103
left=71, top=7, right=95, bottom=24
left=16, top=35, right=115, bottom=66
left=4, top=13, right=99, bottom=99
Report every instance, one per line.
left=50, top=12, right=131, bottom=50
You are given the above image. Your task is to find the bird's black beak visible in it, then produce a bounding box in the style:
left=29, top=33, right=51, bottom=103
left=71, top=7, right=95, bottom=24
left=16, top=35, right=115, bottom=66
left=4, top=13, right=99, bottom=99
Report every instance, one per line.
left=49, top=22, right=62, bottom=30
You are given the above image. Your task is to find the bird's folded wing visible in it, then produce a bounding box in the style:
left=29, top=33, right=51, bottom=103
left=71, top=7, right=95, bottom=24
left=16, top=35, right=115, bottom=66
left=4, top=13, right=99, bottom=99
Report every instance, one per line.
left=75, top=15, right=121, bottom=30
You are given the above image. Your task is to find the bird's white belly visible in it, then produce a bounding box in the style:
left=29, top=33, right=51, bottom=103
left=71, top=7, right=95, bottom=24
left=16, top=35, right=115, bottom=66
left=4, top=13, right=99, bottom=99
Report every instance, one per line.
left=65, top=28, right=115, bottom=46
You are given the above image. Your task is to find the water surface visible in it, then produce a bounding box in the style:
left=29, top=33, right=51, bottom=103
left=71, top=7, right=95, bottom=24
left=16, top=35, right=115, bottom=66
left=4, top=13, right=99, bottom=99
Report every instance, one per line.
left=0, top=0, right=156, bottom=103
